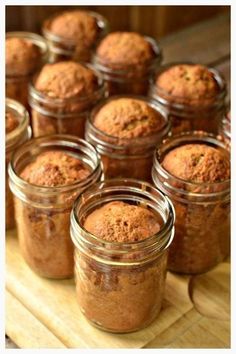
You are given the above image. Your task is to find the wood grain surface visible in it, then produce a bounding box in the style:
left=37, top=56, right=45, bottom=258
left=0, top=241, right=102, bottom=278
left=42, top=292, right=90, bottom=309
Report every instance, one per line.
left=6, top=227, right=230, bottom=348
left=5, top=11, right=230, bottom=349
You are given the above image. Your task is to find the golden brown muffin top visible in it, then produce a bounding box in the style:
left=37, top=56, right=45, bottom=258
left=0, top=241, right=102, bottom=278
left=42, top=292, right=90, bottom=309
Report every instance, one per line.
left=93, top=98, right=165, bottom=139
left=155, top=64, right=220, bottom=103
left=35, top=61, right=98, bottom=99
left=162, top=144, right=230, bottom=183
left=96, top=32, right=155, bottom=66
left=20, top=151, right=91, bottom=187
left=48, top=10, right=98, bottom=46
left=6, top=37, right=41, bottom=76
left=84, top=201, right=160, bottom=242
left=6, top=111, right=19, bottom=134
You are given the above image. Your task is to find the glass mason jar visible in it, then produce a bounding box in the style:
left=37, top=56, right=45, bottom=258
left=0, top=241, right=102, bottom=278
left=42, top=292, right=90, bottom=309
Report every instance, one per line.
left=6, top=32, right=48, bottom=108
left=70, top=179, right=175, bottom=333
left=92, top=36, right=162, bottom=96
left=6, top=98, right=31, bottom=230
left=42, top=11, right=109, bottom=63
left=219, top=111, right=231, bottom=146
left=29, top=65, right=106, bottom=138
left=85, top=96, right=170, bottom=182
left=149, top=63, right=227, bottom=135
left=152, top=131, right=230, bottom=274
left=8, top=135, right=103, bottom=279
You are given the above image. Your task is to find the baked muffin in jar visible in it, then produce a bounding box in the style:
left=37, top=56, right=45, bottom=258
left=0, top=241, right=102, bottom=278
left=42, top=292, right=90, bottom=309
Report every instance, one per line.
left=6, top=98, right=31, bottom=230
left=85, top=96, right=170, bottom=181
left=8, top=135, right=102, bottom=278
left=29, top=61, right=106, bottom=138
left=71, top=179, right=175, bottom=333
left=149, top=63, right=227, bottom=134
left=93, top=32, right=162, bottom=96
left=152, top=131, right=230, bottom=274
left=6, top=32, right=48, bottom=108
left=42, top=10, right=109, bottom=63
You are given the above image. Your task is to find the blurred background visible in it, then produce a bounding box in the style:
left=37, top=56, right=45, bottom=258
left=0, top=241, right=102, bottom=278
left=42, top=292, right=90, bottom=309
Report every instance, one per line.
left=6, top=5, right=230, bottom=39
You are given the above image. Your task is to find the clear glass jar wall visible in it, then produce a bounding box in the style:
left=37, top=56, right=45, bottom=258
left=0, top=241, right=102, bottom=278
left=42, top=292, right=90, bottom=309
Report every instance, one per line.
left=42, top=11, right=109, bottom=63
left=149, top=63, right=227, bottom=135
left=8, top=135, right=103, bottom=278
left=152, top=131, right=230, bottom=274
left=29, top=65, right=106, bottom=138
left=85, top=95, right=170, bottom=182
left=6, top=32, right=48, bottom=108
left=71, top=179, right=175, bottom=333
left=6, top=98, right=31, bottom=229
left=92, top=36, right=162, bottom=96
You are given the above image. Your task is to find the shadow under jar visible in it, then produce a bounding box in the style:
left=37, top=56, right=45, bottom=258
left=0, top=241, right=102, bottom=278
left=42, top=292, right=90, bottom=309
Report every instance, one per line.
left=8, top=135, right=102, bottom=279
left=29, top=61, right=106, bottom=138
left=93, top=32, right=162, bottom=96
left=70, top=179, right=175, bottom=333
left=6, top=32, right=48, bottom=108
left=42, top=10, right=109, bottom=63
left=6, top=98, right=31, bottom=230
left=152, top=131, right=230, bottom=274
left=85, top=96, right=170, bottom=182
left=149, top=62, right=227, bottom=134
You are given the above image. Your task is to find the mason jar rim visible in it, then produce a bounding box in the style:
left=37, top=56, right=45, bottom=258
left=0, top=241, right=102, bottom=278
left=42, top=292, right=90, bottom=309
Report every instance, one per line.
left=70, top=178, right=175, bottom=264
left=92, top=35, right=162, bottom=76
left=42, top=10, right=109, bottom=50
left=6, top=98, right=31, bottom=151
left=149, top=61, right=226, bottom=109
left=152, top=131, right=230, bottom=199
left=29, top=62, right=106, bottom=112
left=86, top=94, right=171, bottom=155
left=6, top=31, right=49, bottom=78
left=8, top=134, right=102, bottom=196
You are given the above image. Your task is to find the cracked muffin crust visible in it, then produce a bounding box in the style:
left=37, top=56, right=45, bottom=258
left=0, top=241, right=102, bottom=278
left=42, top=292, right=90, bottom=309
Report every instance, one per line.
left=155, top=64, right=220, bottom=105
left=20, top=151, right=91, bottom=186
left=87, top=97, right=170, bottom=181
left=150, top=63, right=226, bottom=134
left=84, top=201, right=161, bottom=242
left=93, top=97, right=165, bottom=139
left=30, top=61, right=105, bottom=138
left=96, top=32, right=155, bottom=67
left=162, top=144, right=230, bottom=183
left=34, top=61, right=98, bottom=99
left=152, top=133, right=230, bottom=274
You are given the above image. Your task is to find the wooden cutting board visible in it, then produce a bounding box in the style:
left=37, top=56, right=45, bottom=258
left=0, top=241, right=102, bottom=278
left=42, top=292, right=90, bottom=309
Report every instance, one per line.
left=6, top=229, right=230, bottom=348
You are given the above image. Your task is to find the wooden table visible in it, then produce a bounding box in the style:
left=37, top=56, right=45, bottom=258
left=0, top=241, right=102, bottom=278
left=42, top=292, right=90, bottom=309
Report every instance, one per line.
left=6, top=12, right=230, bottom=349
